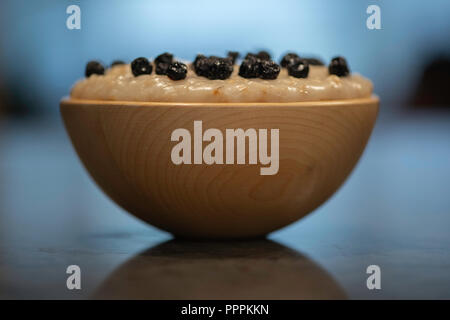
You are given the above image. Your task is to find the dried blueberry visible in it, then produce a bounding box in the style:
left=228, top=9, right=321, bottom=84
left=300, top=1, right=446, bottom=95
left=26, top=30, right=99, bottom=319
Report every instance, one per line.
left=167, top=61, right=187, bottom=80
left=244, top=53, right=258, bottom=60
left=239, top=58, right=260, bottom=78
left=153, top=53, right=174, bottom=75
left=224, top=56, right=234, bottom=65
left=111, top=60, right=125, bottom=67
left=288, top=59, right=309, bottom=78
left=155, top=62, right=169, bottom=75
left=193, top=54, right=207, bottom=70
left=257, top=51, right=271, bottom=61
left=131, top=57, right=152, bottom=76
left=194, top=57, right=233, bottom=80
left=304, top=57, right=324, bottom=66
left=259, top=60, right=280, bottom=79
left=244, top=51, right=270, bottom=61
left=155, top=52, right=173, bottom=65
left=280, top=53, right=300, bottom=68
left=227, top=51, right=239, bottom=64
left=328, top=56, right=350, bottom=77
left=85, top=61, right=105, bottom=77
left=194, top=57, right=211, bottom=77
left=208, top=58, right=233, bottom=80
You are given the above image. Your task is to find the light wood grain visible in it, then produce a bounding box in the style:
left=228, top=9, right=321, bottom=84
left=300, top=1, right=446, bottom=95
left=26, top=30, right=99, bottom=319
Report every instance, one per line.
left=60, top=97, right=378, bottom=239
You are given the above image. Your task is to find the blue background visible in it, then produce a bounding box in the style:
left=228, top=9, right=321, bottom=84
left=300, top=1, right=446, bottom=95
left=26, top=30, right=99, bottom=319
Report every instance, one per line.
left=0, top=0, right=449, bottom=116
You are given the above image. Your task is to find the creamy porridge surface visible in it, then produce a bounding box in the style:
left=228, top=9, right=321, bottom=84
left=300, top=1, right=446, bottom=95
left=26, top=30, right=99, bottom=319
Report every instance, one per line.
left=70, top=64, right=373, bottom=103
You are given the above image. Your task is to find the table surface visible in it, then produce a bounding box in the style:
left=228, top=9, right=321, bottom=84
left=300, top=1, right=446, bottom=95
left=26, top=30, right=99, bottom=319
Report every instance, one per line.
left=1, top=107, right=450, bottom=299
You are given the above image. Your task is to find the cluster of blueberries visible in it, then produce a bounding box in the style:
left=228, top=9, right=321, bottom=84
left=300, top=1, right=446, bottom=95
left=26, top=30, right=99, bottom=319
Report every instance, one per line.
left=85, top=51, right=350, bottom=81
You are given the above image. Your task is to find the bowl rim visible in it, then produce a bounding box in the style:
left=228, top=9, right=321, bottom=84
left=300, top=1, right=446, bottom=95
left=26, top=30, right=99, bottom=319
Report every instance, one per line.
left=61, top=95, right=378, bottom=108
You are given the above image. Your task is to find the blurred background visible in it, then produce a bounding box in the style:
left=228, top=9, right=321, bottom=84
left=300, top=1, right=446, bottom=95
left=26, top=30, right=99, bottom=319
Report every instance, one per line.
left=1, top=0, right=450, bottom=299
left=1, top=0, right=450, bottom=118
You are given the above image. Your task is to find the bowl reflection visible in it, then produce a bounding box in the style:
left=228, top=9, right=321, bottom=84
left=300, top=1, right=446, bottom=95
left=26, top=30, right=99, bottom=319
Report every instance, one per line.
left=93, top=239, right=346, bottom=299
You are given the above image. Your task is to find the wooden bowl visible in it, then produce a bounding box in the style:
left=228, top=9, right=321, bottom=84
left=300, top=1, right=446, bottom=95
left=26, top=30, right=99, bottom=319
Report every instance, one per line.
left=60, top=96, right=378, bottom=239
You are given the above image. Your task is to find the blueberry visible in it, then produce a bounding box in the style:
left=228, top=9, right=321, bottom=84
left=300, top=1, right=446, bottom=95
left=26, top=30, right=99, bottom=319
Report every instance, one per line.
left=259, top=60, right=280, bottom=79
left=131, top=57, right=152, bottom=76
left=194, top=54, right=206, bottom=62
left=244, top=53, right=259, bottom=60
left=227, top=51, right=239, bottom=64
left=224, top=56, right=234, bottom=65
left=243, top=51, right=270, bottom=61
left=328, top=56, right=350, bottom=77
left=288, top=59, right=309, bottom=78
left=194, top=57, right=211, bottom=77
left=154, top=53, right=174, bottom=75
left=239, top=58, right=260, bottom=78
left=155, top=62, right=170, bottom=75
left=85, top=61, right=105, bottom=77
left=304, top=57, right=324, bottom=66
left=257, top=51, right=271, bottom=61
left=194, top=57, right=233, bottom=80
left=280, top=53, right=300, bottom=68
left=193, top=54, right=207, bottom=71
left=154, top=52, right=173, bottom=65
left=208, top=58, right=233, bottom=80
left=167, top=61, right=187, bottom=80
left=111, top=60, right=125, bottom=67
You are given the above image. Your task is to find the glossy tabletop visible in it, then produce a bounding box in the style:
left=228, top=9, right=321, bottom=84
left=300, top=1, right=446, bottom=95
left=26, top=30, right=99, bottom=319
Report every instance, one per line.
left=1, top=107, right=449, bottom=299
